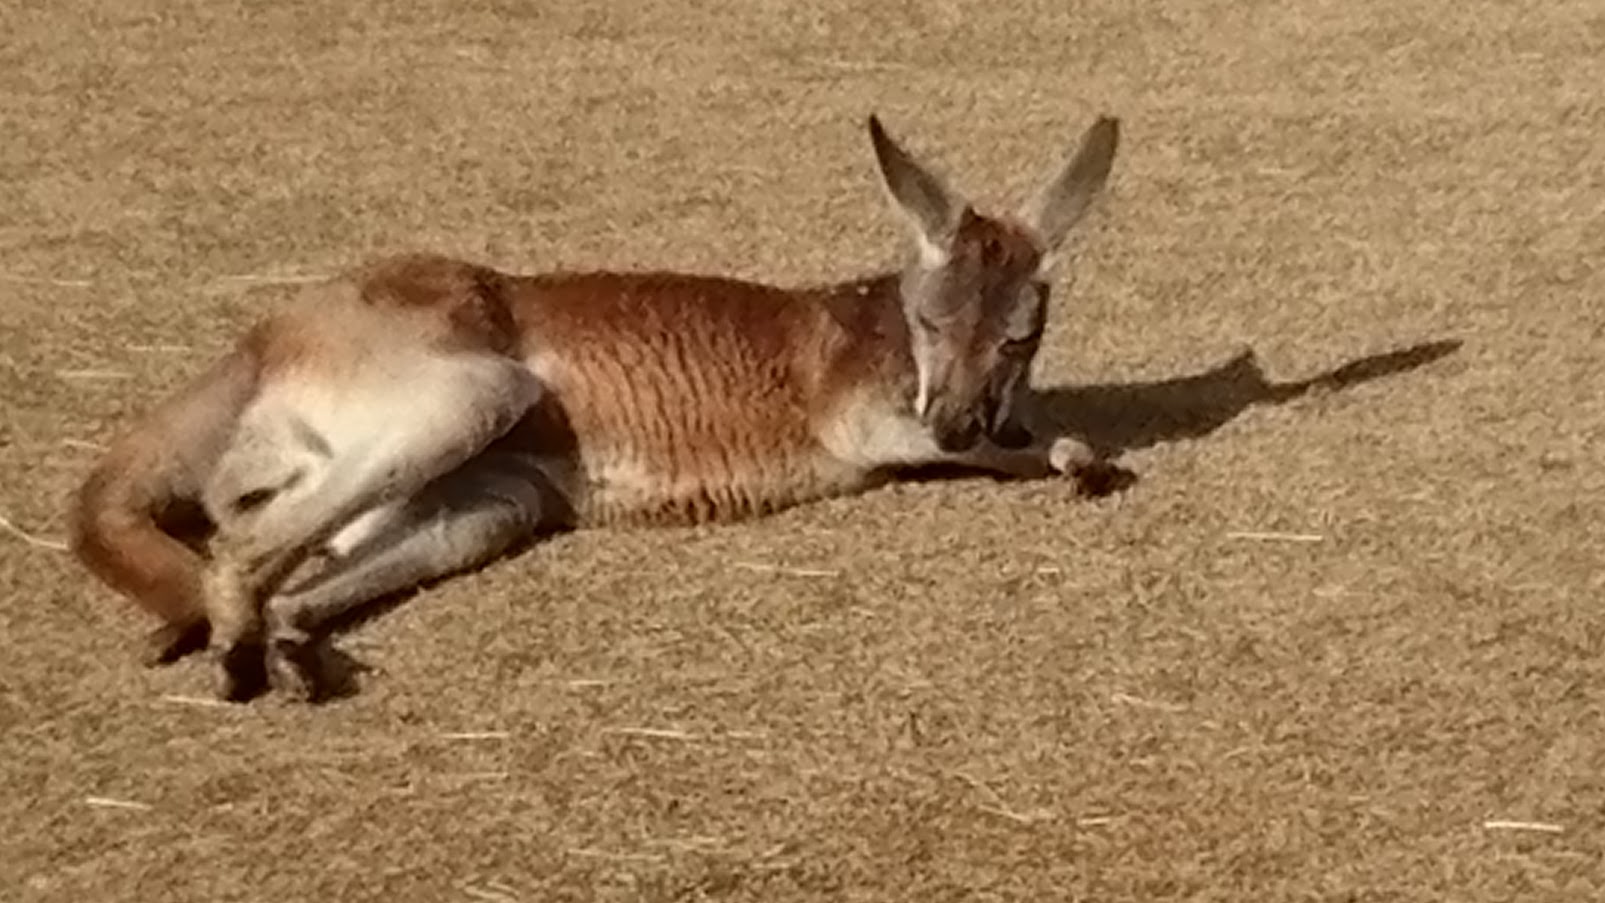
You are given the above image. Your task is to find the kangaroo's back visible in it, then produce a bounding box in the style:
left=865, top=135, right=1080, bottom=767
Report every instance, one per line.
left=503, top=270, right=909, bottom=524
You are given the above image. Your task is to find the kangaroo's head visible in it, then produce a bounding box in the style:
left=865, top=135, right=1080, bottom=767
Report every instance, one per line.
left=867, top=113, right=1120, bottom=453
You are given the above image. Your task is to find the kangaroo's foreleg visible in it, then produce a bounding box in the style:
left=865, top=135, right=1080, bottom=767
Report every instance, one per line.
left=949, top=434, right=1096, bottom=480
left=845, top=408, right=1104, bottom=483
left=959, top=434, right=1136, bottom=496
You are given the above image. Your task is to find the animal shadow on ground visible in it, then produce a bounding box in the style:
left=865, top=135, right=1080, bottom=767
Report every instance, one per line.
left=910, top=338, right=1461, bottom=495
left=278, top=642, right=371, bottom=704
left=1038, top=338, right=1462, bottom=458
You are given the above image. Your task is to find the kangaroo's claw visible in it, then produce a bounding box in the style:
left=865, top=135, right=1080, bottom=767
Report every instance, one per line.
left=1071, top=459, right=1138, bottom=497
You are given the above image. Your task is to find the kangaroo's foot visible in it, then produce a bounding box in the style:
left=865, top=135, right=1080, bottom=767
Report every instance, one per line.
left=140, top=619, right=211, bottom=667
left=265, top=626, right=322, bottom=703
left=1049, top=438, right=1135, bottom=497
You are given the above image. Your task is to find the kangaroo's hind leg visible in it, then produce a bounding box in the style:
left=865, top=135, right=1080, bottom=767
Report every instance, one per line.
left=201, top=350, right=541, bottom=701
left=261, top=450, right=560, bottom=701
left=259, top=450, right=559, bottom=700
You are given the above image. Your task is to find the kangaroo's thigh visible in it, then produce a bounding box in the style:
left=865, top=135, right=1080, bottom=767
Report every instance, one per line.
left=200, top=349, right=541, bottom=700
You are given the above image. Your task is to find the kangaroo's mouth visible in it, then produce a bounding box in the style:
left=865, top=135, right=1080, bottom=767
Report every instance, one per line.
left=927, top=392, right=1024, bottom=454
left=988, top=418, right=1034, bottom=450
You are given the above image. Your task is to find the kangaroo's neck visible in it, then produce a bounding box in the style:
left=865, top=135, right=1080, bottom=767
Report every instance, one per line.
left=808, top=271, right=919, bottom=411
left=815, top=271, right=910, bottom=354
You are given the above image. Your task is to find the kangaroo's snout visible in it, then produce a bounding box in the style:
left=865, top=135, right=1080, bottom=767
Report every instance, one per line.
left=925, top=390, right=999, bottom=453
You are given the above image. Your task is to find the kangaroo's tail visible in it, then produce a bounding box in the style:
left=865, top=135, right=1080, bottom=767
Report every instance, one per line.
left=69, top=344, right=262, bottom=664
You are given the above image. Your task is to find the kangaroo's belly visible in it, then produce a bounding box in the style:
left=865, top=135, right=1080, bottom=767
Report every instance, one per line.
left=521, top=357, right=872, bottom=529
left=557, top=389, right=875, bottom=527
left=500, top=268, right=902, bottom=527
left=572, top=440, right=872, bottom=527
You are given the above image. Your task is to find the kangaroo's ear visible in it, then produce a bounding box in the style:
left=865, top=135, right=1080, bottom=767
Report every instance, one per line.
left=868, top=114, right=963, bottom=267
left=1020, top=115, right=1120, bottom=259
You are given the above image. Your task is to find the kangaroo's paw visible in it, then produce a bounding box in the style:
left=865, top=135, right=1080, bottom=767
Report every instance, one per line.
left=1048, top=437, right=1136, bottom=497
left=1047, top=437, right=1097, bottom=474
left=141, top=620, right=211, bottom=667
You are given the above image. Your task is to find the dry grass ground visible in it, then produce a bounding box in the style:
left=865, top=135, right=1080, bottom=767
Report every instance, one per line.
left=2, top=0, right=1602, bottom=899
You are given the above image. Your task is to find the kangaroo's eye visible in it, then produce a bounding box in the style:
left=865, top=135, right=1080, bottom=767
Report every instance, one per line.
left=915, top=313, right=941, bottom=334
left=1002, top=284, right=1048, bottom=348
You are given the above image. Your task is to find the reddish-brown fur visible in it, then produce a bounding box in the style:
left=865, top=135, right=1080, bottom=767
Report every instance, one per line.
left=69, top=113, right=1121, bottom=697
left=69, top=252, right=1028, bottom=654
left=504, top=269, right=904, bottom=525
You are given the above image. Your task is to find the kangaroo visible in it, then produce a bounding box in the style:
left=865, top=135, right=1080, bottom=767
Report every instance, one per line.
left=70, top=112, right=1123, bottom=702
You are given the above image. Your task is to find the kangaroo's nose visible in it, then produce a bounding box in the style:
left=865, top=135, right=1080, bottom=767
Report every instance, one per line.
left=934, top=417, right=983, bottom=453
